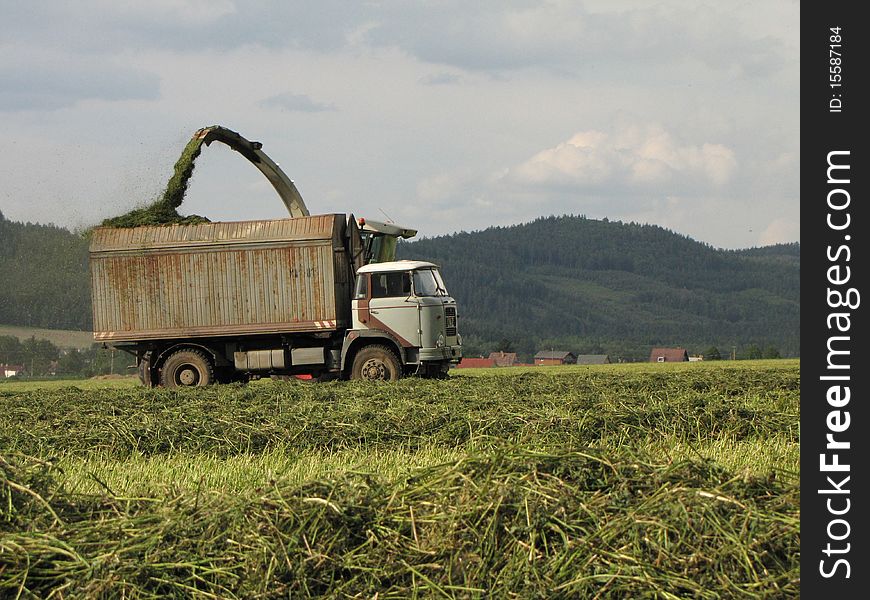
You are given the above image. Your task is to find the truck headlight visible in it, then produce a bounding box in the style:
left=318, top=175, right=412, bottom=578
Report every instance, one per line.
left=436, top=334, right=445, bottom=347
left=457, top=334, right=462, bottom=346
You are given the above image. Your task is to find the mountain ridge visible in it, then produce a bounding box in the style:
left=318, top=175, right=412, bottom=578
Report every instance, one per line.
left=397, top=215, right=799, bottom=360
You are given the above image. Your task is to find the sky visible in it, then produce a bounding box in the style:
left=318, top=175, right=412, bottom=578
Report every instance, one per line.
left=0, top=0, right=799, bottom=249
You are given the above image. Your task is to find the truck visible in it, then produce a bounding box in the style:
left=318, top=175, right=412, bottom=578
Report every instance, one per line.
left=89, top=127, right=462, bottom=387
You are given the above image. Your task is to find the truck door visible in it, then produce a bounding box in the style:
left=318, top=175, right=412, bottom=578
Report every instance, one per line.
left=346, top=215, right=365, bottom=274
left=366, top=271, right=421, bottom=347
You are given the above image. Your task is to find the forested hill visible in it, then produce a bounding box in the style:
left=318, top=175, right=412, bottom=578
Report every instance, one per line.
left=397, top=216, right=800, bottom=360
left=0, top=211, right=91, bottom=330
left=0, top=211, right=799, bottom=360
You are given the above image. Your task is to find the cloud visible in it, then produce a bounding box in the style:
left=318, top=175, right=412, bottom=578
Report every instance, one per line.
left=419, top=72, right=463, bottom=86
left=0, top=1, right=364, bottom=54
left=758, top=217, right=798, bottom=246
left=364, top=2, right=792, bottom=78
left=414, top=169, right=487, bottom=210
left=0, top=2, right=795, bottom=80
left=109, top=0, right=237, bottom=25
left=0, top=1, right=799, bottom=250
left=259, top=93, right=336, bottom=113
left=0, top=61, right=160, bottom=111
left=504, top=124, right=737, bottom=193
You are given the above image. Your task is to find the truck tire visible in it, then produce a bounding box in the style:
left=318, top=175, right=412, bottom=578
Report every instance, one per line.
left=350, top=345, right=401, bottom=381
left=160, top=349, right=214, bottom=388
left=426, top=362, right=450, bottom=379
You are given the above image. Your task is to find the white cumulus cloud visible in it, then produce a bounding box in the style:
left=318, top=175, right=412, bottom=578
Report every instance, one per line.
left=505, top=123, right=737, bottom=193
left=758, top=217, right=798, bottom=247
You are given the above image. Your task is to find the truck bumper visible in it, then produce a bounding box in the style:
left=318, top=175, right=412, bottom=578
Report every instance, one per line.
left=419, top=345, right=462, bottom=364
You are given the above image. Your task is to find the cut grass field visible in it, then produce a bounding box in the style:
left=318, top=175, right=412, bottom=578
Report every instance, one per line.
left=1, top=360, right=800, bottom=597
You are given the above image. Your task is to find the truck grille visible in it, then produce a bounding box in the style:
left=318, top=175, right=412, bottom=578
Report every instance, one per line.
left=444, top=306, right=457, bottom=336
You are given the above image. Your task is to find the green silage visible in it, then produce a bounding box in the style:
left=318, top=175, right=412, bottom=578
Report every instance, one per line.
left=0, top=367, right=800, bottom=462
left=1, top=449, right=800, bottom=598
left=0, top=363, right=801, bottom=597
left=100, top=129, right=213, bottom=228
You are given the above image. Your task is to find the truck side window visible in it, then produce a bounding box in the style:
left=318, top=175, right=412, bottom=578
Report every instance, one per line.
left=371, top=272, right=410, bottom=298
left=353, top=274, right=368, bottom=299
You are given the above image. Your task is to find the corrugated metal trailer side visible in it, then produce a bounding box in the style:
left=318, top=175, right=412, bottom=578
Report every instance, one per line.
left=90, top=214, right=351, bottom=342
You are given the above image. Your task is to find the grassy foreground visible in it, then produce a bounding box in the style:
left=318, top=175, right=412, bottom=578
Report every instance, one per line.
left=1, top=361, right=800, bottom=597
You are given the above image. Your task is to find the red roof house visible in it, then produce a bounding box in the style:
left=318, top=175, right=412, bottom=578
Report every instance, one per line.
left=457, top=358, right=496, bottom=369
left=649, top=348, right=689, bottom=363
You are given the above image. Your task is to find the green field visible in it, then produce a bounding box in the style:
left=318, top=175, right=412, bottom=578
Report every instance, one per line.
left=1, top=361, right=799, bottom=597
left=0, top=324, right=94, bottom=350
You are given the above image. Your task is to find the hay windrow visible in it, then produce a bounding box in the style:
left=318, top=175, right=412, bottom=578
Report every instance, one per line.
left=1, top=449, right=799, bottom=598
left=0, top=364, right=801, bottom=597
left=99, top=128, right=214, bottom=228
left=0, top=368, right=800, bottom=461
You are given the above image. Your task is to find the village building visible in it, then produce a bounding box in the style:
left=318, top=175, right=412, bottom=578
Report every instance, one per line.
left=488, top=351, right=518, bottom=367
left=1, top=364, right=25, bottom=378
left=534, top=351, right=577, bottom=366
left=457, top=357, right=496, bottom=369
left=649, top=348, right=689, bottom=363
left=575, top=355, right=611, bottom=365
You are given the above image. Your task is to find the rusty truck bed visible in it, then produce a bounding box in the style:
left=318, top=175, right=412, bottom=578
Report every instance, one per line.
left=90, top=214, right=352, bottom=342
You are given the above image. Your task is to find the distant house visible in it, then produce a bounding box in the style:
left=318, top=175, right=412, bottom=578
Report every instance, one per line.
left=649, top=348, right=689, bottom=363
left=576, top=355, right=610, bottom=365
left=457, top=357, right=496, bottom=369
left=488, top=352, right=518, bottom=367
left=534, top=351, right=577, bottom=366
left=2, top=364, right=25, bottom=378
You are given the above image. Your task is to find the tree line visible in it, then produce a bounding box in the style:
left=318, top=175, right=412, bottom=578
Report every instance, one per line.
left=0, top=335, right=119, bottom=379
left=0, top=210, right=91, bottom=330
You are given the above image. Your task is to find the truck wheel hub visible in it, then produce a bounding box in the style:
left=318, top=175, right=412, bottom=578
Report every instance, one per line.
left=361, top=359, right=387, bottom=380
left=178, top=367, right=198, bottom=385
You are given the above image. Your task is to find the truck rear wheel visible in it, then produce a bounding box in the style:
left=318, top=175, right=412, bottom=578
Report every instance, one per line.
left=351, top=345, right=401, bottom=381
left=160, top=349, right=214, bottom=388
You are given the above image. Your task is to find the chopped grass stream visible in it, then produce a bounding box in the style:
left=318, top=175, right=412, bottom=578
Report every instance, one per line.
left=99, top=128, right=213, bottom=228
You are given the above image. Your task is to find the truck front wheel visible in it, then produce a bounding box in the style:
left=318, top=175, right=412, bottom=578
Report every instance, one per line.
left=160, top=349, right=214, bottom=388
left=351, top=345, right=401, bottom=381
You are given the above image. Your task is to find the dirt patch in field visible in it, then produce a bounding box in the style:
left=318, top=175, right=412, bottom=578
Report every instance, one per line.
left=99, top=128, right=213, bottom=228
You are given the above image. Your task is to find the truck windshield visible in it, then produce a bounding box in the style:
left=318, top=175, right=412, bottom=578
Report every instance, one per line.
left=413, top=269, right=448, bottom=297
